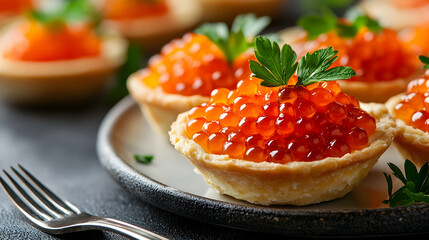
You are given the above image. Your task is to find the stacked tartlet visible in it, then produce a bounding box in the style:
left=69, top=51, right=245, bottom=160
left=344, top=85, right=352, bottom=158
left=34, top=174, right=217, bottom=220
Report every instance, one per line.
left=386, top=56, right=429, bottom=167
left=0, top=0, right=127, bottom=105
left=280, top=12, right=421, bottom=103
left=101, top=0, right=201, bottom=51
left=170, top=37, right=396, bottom=206
left=128, top=14, right=269, bottom=135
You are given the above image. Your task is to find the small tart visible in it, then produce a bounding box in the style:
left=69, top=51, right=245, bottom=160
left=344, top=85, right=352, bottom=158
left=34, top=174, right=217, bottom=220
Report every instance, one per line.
left=0, top=23, right=127, bottom=105
left=102, top=0, right=201, bottom=51
left=199, top=0, right=283, bottom=23
left=128, top=71, right=209, bottom=136
left=280, top=27, right=420, bottom=103
left=386, top=94, right=429, bottom=167
left=170, top=103, right=396, bottom=206
left=359, top=0, right=429, bottom=30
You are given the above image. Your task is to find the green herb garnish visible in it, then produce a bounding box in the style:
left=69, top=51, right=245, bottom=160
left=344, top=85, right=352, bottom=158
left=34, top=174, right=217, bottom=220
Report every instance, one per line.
left=195, top=14, right=270, bottom=63
left=419, top=55, right=429, bottom=69
left=134, top=154, right=154, bottom=164
left=297, top=8, right=382, bottom=39
left=383, top=160, right=429, bottom=207
left=108, top=43, right=145, bottom=104
left=249, top=36, right=356, bottom=87
left=29, top=0, right=101, bottom=27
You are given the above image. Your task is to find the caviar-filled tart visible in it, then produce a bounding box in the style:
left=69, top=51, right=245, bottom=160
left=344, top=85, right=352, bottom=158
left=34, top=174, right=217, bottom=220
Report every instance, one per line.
left=280, top=12, right=421, bottom=103
left=101, top=0, right=201, bottom=51
left=199, top=0, right=283, bottom=23
left=170, top=37, right=396, bottom=206
left=128, top=14, right=269, bottom=135
left=359, top=0, right=429, bottom=30
left=0, top=0, right=127, bottom=105
left=386, top=56, right=429, bottom=167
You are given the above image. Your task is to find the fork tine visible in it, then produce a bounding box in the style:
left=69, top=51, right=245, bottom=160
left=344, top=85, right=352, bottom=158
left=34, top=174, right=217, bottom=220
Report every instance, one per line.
left=11, top=166, right=69, bottom=217
left=18, top=164, right=81, bottom=214
left=0, top=174, right=51, bottom=222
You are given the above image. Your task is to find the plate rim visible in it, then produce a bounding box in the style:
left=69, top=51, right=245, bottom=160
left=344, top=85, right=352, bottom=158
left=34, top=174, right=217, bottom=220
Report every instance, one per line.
left=97, top=97, right=429, bottom=237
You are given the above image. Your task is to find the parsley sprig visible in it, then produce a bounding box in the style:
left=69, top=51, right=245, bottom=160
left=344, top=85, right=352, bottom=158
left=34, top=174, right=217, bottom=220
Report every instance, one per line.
left=383, top=160, right=429, bottom=207
left=249, top=36, right=356, bottom=87
left=419, top=55, right=429, bottom=69
left=297, top=8, right=382, bottom=39
left=195, top=14, right=270, bottom=63
left=29, top=0, right=100, bottom=27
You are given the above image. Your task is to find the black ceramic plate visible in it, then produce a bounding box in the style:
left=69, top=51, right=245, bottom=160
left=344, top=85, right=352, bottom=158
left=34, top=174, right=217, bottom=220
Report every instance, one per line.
left=97, top=97, right=429, bottom=237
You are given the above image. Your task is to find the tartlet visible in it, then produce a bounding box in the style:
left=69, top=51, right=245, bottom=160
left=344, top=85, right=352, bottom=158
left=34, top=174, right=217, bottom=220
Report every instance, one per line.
left=128, top=15, right=269, bottom=135
left=280, top=14, right=421, bottom=103
left=102, top=0, right=201, bottom=51
left=0, top=4, right=127, bottom=105
left=385, top=67, right=429, bottom=167
left=171, top=102, right=394, bottom=205
left=170, top=38, right=396, bottom=205
left=359, top=0, right=429, bottom=30
left=385, top=94, right=429, bottom=167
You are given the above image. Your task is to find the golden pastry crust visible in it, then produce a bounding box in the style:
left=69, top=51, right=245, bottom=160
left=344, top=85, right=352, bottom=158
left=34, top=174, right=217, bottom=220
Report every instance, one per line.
left=386, top=94, right=429, bottom=167
left=0, top=28, right=127, bottom=105
left=359, top=0, right=429, bottom=30
left=127, top=72, right=209, bottom=136
left=200, top=0, right=283, bottom=23
left=279, top=27, right=417, bottom=103
left=170, top=103, right=396, bottom=206
left=102, top=0, right=201, bottom=50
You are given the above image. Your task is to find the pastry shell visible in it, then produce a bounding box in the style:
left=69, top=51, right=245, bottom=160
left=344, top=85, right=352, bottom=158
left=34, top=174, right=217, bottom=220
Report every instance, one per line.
left=0, top=28, right=127, bottom=106
left=386, top=94, right=429, bottom=167
left=170, top=103, right=396, bottom=206
left=102, top=0, right=201, bottom=51
left=127, top=72, right=209, bottom=136
left=279, top=27, right=418, bottom=103
left=358, top=0, right=429, bottom=30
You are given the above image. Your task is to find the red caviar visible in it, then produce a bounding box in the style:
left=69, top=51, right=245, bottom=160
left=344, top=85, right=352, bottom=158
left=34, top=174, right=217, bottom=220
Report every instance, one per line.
left=395, top=72, right=429, bottom=132
left=186, top=78, right=376, bottom=163
left=295, top=28, right=418, bottom=82
left=0, top=0, right=32, bottom=14
left=139, top=33, right=255, bottom=96
left=2, top=20, right=101, bottom=61
left=103, top=0, right=168, bottom=20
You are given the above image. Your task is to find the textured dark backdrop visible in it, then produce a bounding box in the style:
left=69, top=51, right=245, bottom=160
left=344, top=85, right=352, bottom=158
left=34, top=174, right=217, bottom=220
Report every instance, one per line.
left=1, top=0, right=428, bottom=239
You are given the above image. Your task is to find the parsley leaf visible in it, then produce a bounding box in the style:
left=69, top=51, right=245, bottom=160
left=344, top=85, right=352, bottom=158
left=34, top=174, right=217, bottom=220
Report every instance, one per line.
left=383, top=159, right=429, bottom=207
left=29, top=0, right=100, bottom=27
left=250, top=36, right=355, bottom=87
left=419, top=55, right=429, bottom=69
left=134, top=154, right=154, bottom=164
left=298, top=8, right=382, bottom=39
left=195, top=14, right=270, bottom=63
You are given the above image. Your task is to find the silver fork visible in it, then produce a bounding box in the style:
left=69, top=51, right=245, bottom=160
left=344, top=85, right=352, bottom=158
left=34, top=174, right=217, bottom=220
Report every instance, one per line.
left=0, top=165, right=169, bottom=240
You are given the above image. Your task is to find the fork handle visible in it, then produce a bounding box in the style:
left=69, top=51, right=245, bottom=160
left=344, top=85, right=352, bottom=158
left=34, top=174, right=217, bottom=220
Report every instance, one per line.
left=88, top=217, right=169, bottom=240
